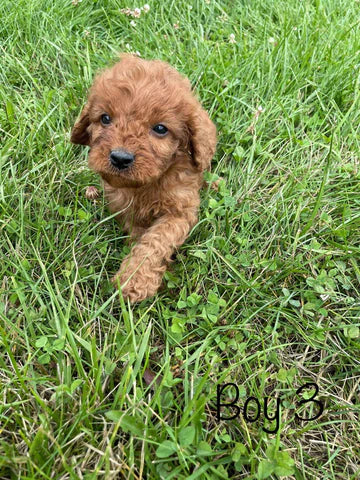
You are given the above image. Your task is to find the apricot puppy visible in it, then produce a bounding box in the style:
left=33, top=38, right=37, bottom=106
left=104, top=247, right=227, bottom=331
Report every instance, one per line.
left=71, top=54, right=217, bottom=302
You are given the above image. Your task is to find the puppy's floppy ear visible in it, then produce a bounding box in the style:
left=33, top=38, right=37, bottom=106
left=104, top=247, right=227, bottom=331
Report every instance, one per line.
left=188, top=103, right=217, bottom=171
left=70, top=103, right=90, bottom=146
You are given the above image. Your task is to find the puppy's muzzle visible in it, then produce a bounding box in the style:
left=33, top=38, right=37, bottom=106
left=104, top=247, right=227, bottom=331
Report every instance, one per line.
left=109, top=149, right=135, bottom=170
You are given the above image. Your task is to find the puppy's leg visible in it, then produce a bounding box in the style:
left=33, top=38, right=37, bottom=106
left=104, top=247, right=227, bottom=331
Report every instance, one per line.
left=124, top=225, right=146, bottom=246
left=112, top=212, right=196, bottom=302
left=129, top=225, right=146, bottom=240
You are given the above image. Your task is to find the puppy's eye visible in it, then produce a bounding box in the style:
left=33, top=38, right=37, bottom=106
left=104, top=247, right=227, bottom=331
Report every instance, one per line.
left=101, top=114, right=111, bottom=126
left=152, top=124, right=168, bottom=136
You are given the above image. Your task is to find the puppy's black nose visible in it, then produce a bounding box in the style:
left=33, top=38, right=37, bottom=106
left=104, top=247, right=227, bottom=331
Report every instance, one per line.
left=109, top=149, right=135, bottom=170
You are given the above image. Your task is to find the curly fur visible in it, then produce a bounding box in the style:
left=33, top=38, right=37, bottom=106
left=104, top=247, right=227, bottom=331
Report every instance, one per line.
left=71, top=54, right=217, bottom=302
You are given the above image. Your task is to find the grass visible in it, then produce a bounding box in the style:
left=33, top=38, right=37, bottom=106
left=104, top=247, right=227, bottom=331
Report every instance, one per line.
left=1, top=0, right=360, bottom=478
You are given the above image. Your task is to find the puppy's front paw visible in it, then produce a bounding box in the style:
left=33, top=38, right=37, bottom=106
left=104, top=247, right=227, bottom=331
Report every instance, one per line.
left=112, top=270, right=160, bottom=303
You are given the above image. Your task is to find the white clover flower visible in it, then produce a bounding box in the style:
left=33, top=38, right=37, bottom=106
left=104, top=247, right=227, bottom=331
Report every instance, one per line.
left=229, top=33, right=236, bottom=44
left=85, top=186, right=100, bottom=200
left=133, top=8, right=141, bottom=17
left=143, top=4, right=150, bottom=12
left=130, top=20, right=137, bottom=27
left=268, top=37, right=276, bottom=44
left=252, top=105, right=265, bottom=122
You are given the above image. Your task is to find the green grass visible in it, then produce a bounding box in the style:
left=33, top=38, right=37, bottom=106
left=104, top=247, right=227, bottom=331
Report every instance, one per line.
left=1, top=0, right=360, bottom=478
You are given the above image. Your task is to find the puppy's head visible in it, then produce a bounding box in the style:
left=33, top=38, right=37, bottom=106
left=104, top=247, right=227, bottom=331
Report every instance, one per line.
left=71, top=54, right=216, bottom=188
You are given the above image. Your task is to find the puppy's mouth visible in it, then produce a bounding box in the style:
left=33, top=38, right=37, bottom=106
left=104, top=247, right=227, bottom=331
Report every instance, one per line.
left=100, top=163, right=143, bottom=188
left=108, top=162, right=134, bottom=176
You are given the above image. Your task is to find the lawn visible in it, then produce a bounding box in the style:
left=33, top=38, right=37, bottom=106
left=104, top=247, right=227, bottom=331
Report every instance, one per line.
left=1, top=0, right=360, bottom=478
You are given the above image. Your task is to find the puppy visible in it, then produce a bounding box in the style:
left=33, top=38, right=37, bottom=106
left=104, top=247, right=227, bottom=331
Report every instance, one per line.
left=71, top=54, right=217, bottom=302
